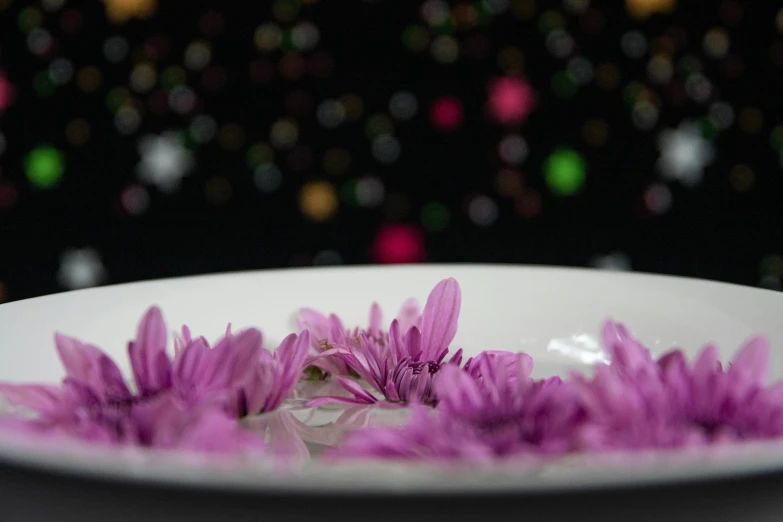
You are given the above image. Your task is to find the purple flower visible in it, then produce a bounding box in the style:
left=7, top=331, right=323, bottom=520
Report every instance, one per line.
left=307, top=278, right=464, bottom=406
left=0, top=307, right=268, bottom=453
left=298, top=296, right=421, bottom=378
left=573, top=321, right=783, bottom=450
left=241, top=331, right=311, bottom=414
left=333, top=350, right=582, bottom=461
left=129, top=393, right=264, bottom=454
left=172, top=324, right=264, bottom=416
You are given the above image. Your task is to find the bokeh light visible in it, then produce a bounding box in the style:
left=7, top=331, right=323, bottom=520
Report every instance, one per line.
left=430, top=96, right=463, bottom=131
left=25, top=146, right=65, bottom=189
left=487, top=76, right=535, bottom=125
left=0, top=72, right=13, bottom=111
left=299, top=181, right=338, bottom=222
left=625, top=0, right=676, bottom=19
left=545, top=148, right=586, bottom=196
left=421, top=202, right=450, bottom=232
left=498, top=134, right=529, bottom=165
left=102, top=0, right=157, bottom=24
left=468, top=195, right=499, bottom=226
left=370, top=223, right=426, bottom=264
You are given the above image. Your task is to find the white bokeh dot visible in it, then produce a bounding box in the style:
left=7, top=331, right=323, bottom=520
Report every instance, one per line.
left=468, top=195, right=499, bottom=226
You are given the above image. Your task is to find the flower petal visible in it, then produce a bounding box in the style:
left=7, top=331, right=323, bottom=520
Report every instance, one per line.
left=730, top=336, right=770, bottom=386
left=396, top=298, right=421, bottom=334
left=55, top=334, right=131, bottom=402
left=419, top=278, right=461, bottom=361
left=128, top=307, right=172, bottom=397
left=368, top=302, right=383, bottom=338
left=0, top=384, right=62, bottom=415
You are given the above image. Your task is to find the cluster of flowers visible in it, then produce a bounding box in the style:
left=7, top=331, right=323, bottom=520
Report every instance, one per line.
left=1, top=278, right=782, bottom=463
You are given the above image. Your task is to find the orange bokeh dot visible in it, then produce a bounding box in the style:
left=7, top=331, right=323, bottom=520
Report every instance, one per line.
left=300, top=181, right=338, bottom=222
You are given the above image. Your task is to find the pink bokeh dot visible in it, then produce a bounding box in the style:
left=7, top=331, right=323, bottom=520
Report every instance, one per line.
left=0, top=74, right=14, bottom=112
left=429, top=97, right=463, bottom=132
left=487, top=76, right=535, bottom=126
left=370, top=224, right=426, bottom=264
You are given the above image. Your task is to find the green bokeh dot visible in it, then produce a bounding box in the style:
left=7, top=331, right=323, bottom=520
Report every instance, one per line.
left=25, top=146, right=64, bottom=189
left=545, top=148, right=586, bottom=196
left=421, top=202, right=450, bottom=232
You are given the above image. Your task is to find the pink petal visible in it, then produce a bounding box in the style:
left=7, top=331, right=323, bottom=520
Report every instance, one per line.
left=55, top=334, right=130, bottom=402
left=98, top=354, right=132, bottom=402
left=694, top=344, right=721, bottom=379
left=172, top=337, right=210, bottom=397
left=396, top=298, right=421, bottom=334
left=0, top=384, right=62, bottom=415
left=419, top=278, right=461, bottom=361
left=602, top=321, right=651, bottom=373
left=54, top=334, right=103, bottom=385
left=388, top=320, right=405, bottom=363
left=730, top=336, right=770, bottom=386
left=334, top=376, right=379, bottom=404
left=128, top=307, right=172, bottom=397
left=297, top=308, right=331, bottom=342
left=434, top=364, right=483, bottom=413
left=368, top=303, right=383, bottom=338
left=307, top=395, right=374, bottom=407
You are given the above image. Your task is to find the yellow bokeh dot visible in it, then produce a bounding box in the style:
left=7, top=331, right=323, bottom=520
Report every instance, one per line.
left=102, top=0, right=157, bottom=24
left=703, top=28, right=730, bottom=59
left=738, top=107, right=763, bottom=134
left=625, top=0, right=677, bottom=19
left=300, top=181, right=338, bottom=222
left=77, top=66, right=102, bottom=92
left=65, top=118, right=91, bottom=146
left=729, top=164, right=755, bottom=192
left=582, top=118, right=609, bottom=147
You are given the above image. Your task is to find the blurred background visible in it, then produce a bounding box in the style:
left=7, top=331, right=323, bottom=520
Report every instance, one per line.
left=0, top=0, right=781, bottom=302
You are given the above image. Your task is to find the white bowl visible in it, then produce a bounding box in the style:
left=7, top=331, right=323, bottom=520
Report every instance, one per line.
left=1, top=264, right=782, bottom=522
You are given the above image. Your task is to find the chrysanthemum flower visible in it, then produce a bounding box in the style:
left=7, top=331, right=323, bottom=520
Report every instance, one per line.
left=307, top=278, right=464, bottom=406
left=333, top=350, right=582, bottom=461
left=0, top=307, right=302, bottom=452
left=297, top=295, right=421, bottom=378
left=573, top=321, right=783, bottom=450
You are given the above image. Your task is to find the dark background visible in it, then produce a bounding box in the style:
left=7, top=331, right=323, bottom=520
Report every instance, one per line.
left=0, top=0, right=781, bottom=303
